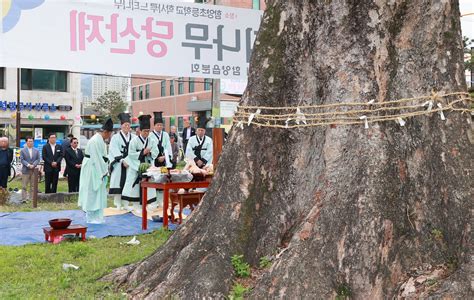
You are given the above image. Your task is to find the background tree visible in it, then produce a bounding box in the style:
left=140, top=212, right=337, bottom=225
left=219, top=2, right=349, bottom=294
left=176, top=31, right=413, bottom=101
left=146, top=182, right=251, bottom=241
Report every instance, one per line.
left=463, top=36, right=474, bottom=70
left=107, top=1, right=472, bottom=298
left=92, top=91, right=126, bottom=123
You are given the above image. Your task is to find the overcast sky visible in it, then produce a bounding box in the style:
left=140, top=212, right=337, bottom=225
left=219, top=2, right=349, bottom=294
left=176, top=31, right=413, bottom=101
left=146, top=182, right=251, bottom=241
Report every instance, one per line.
left=460, top=0, right=474, bottom=40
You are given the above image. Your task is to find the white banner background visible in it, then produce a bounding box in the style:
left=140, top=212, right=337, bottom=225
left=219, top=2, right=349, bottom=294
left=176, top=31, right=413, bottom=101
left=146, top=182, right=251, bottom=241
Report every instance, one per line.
left=0, top=0, right=262, bottom=79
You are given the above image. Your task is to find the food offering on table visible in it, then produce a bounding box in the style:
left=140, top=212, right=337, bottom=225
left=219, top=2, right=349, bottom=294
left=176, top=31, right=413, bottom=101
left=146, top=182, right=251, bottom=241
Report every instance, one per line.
left=138, top=163, right=151, bottom=175
left=183, top=159, right=214, bottom=176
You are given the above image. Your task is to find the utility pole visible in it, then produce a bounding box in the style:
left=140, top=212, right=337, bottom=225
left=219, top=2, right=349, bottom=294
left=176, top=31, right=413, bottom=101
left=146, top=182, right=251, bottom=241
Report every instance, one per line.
left=173, top=78, right=177, bottom=129
left=210, top=0, right=224, bottom=167
left=16, top=68, right=21, bottom=147
left=210, top=0, right=221, bottom=128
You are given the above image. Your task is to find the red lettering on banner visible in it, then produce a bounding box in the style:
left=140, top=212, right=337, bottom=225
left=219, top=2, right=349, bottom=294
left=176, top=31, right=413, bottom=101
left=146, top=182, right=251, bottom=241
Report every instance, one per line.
left=141, top=17, right=173, bottom=58
left=106, top=13, right=141, bottom=54
left=70, top=10, right=174, bottom=58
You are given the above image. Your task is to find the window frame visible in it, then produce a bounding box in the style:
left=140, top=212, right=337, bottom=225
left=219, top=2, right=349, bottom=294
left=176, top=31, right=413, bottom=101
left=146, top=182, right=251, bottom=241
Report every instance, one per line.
left=204, top=78, right=212, bottom=91
left=170, top=80, right=175, bottom=96
left=188, top=78, right=195, bottom=93
left=145, top=84, right=150, bottom=99
left=0, top=67, right=5, bottom=89
left=178, top=77, right=184, bottom=94
left=161, top=80, right=166, bottom=97
left=21, top=69, right=68, bottom=92
left=132, top=87, right=136, bottom=101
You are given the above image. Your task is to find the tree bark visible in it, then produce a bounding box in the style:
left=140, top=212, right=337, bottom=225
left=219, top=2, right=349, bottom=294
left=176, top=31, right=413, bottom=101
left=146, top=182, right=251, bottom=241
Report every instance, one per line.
left=107, top=0, right=472, bottom=298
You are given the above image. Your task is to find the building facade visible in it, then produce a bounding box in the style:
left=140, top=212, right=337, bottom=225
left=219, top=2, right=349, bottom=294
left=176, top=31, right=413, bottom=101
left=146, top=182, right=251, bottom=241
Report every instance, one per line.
left=0, top=67, right=81, bottom=146
left=81, top=74, right=130, bottom=108
left=131, top=76, right=240, bottom=132
left=91, top=75, right=130, bottom=104
left=130, top=0, right=265, bottom=133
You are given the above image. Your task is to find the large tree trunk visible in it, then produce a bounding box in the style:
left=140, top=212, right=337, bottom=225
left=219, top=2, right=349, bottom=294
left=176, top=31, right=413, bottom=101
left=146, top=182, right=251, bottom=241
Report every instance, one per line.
left=107, top=0, right=472, bottom=298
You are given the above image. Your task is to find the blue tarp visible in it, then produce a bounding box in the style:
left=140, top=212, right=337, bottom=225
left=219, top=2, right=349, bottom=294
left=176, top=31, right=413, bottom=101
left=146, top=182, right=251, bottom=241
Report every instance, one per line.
left=0, top=210, right=178, bottom=246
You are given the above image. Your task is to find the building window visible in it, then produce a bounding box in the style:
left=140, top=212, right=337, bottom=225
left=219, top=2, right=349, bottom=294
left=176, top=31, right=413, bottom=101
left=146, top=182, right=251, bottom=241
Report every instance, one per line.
left=178, top=77, right=184, bottom=94
left=21, top=69, right=67, bottom=92
left=0, top=68, right=4, bottom=89
left=170, top=80, right=175, bottom=96
left=139, top=86, right=143, bottom=100
left=204, top=78, right=212, bottom=91
left=252, top=0, right=260, bottom=9
left=178, top=116, right=184, bottom=132
left=161, top=80, right=166, bottom=97
left=145, top=84, right=150, bottom=99
left=132, top=87, right=136, bottom=101
left=189, top=78, right=195, bottom=93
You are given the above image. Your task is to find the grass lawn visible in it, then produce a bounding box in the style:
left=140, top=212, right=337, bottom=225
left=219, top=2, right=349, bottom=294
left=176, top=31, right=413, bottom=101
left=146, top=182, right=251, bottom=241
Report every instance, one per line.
left=0, top=196, right=115, bottom=213
left=7, top=177, right=69, bottom=193
left=1, top=179, right=172, bottom=299
left=0, top=186, right=115, bottom=213
left=0, top=230, right=171, bottom=299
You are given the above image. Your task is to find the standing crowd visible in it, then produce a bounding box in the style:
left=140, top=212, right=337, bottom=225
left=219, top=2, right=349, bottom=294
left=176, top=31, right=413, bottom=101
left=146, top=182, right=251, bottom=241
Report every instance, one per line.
left=78, top=111, right=212, bottom=224
left=1, top=111, right=213, bottom=225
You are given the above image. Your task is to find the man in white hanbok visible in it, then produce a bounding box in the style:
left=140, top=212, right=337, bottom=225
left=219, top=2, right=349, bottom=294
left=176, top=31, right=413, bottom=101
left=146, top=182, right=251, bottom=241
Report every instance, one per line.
left=121, top=115, right=158, bottom=213
left=78, top=118, right=113, bottom=224
left=186, top=112, right=213, bottom=168
left=108, top=113, right=134, bottom=210
left=149, top=111, right=173, bottom=168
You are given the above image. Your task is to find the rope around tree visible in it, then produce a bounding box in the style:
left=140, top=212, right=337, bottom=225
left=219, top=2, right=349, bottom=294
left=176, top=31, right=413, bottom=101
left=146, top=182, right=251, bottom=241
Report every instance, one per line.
left=233, top=92, right=474, bottom=129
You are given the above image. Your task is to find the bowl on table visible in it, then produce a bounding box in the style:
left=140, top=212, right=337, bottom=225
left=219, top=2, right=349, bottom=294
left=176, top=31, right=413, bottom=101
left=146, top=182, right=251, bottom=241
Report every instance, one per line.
left=49, top=218, right=72, bottom=229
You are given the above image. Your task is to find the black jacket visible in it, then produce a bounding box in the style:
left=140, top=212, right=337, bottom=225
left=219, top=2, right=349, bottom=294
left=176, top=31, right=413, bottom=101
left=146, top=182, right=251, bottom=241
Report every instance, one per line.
left=64, top=147, right=84, bottom=176
left=0, top=148, right=14, bottom=176
left=42, top=143, right=63, bottom=173
left=181, top=127, right=196, bottom=141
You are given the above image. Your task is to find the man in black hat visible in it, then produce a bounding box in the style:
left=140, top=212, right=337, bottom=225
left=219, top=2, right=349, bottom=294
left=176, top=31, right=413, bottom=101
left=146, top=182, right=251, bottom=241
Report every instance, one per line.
left=150, top=111, right=173, bottom=168
left=185, top=111, right=213, bottom=168
left=122, top=114, right=159, bottom=213
left=108, top=112, right=134, bottom=210
left=78, top=118, right=113, bottom=224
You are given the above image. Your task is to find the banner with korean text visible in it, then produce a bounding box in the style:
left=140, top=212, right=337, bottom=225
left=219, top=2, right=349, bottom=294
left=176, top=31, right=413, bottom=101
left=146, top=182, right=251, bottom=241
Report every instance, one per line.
left=0, top=0, right=262, bottom=79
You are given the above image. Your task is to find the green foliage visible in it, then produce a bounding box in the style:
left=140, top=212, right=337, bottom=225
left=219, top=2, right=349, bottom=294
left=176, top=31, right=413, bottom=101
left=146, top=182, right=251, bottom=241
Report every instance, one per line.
left=431, top=228, right=443, bottom=240
left=0, top=188, right=10, bottom=205
left=231, top=254, right=251, bottom=278
left=229, top=283, right=250, bottom=300
left=92, top=91, right=127, bottom=123
left=0, top=230, right=171, bottom=299
left=259, top=256, right=271, bottom=269
left=335, top=284, right=352, bottom=300
left=425, top=279, right=437, bottom=286
left=463, top=36, right=474, bottom=71
left=446, top=256, right=459, bottom=271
